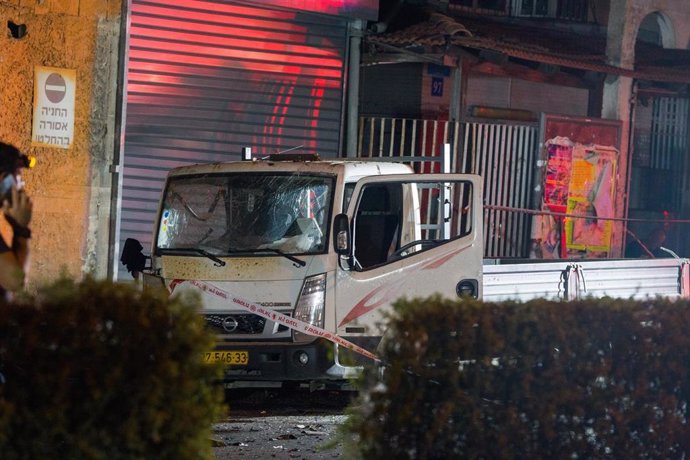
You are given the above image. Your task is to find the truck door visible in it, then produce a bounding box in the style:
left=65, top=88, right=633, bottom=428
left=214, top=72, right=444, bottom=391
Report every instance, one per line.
left=335, top=174, right=483, bottom=335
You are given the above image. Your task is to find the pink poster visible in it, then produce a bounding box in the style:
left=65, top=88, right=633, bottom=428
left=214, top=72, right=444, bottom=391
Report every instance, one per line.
left=565, top=145, right=617, bottom=254
left=533, top=138, right=618, bottom=259
left=543, top=138, right=573, bottom=212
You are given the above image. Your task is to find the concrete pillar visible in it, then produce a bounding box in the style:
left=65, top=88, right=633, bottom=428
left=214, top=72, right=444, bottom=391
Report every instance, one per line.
left=602, top=0, right=640, bottom=257
left=86, top=16, right=121, bottom=279
left=449, top=62, right=462, bottom=122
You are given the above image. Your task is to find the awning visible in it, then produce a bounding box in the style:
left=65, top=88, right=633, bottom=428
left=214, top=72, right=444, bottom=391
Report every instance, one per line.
left=366, top=12, right=690, bottom=85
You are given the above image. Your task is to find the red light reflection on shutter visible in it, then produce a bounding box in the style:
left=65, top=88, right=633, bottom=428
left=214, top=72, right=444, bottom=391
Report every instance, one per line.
left=127, top=0, right=346, bottom=156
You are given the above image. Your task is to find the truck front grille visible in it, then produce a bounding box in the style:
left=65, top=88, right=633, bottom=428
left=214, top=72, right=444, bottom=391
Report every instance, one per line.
left=204, top=310, right=292, bottom=338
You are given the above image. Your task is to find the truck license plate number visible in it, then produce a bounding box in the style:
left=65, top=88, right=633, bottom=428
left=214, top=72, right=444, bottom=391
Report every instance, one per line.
left=204, top=351, right=248, bottom=365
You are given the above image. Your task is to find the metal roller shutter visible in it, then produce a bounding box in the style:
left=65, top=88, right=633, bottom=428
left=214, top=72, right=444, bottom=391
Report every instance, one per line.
left=115, top=0, right=349, bottom=280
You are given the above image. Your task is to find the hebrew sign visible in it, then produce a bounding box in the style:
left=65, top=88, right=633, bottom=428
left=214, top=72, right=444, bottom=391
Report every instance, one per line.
left=32, top=66, right=76, bottom=149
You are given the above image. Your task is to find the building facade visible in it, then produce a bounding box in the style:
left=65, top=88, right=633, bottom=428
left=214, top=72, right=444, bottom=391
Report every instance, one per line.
left=360, top=0, right=690, bottom=258
left=1, top=0, right=689, bottom=287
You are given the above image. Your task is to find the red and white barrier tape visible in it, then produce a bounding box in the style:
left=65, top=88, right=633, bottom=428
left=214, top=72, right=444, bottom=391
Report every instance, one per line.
left=173, top=279, right=380, bottom=362
left=484, top=204, right=690, bottom=225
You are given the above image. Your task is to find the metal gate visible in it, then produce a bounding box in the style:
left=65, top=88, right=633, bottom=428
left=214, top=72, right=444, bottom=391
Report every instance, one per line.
left=358, top=117, right=460, bottom=173
left=650, top=97, right=689, bottom=212
left=358, top=117, right=538, bottom=258
left=465, top=122, right=538, bottom=258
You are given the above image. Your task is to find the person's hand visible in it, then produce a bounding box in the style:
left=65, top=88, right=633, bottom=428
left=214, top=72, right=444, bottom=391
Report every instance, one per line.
left=2, top=185, right=32, bottom=228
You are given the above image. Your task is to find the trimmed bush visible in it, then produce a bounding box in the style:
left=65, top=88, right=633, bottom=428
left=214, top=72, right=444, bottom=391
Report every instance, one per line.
left=344, top=296, right=690, bottom=459
left=0, top=277, right=224, bottom=460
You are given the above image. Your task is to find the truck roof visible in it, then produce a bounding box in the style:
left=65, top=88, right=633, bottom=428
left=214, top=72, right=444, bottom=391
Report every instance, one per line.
left=166, top=156, right=414, bottom=182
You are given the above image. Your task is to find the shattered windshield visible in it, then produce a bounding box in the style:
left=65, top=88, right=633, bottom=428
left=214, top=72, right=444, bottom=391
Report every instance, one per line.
left=156, top=173, right=334, bottom=256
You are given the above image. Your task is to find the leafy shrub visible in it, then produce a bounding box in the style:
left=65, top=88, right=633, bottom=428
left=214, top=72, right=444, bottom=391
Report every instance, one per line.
left=345, top=296, right=690, bottom=459
left=0, top=277, right=224, bottom=460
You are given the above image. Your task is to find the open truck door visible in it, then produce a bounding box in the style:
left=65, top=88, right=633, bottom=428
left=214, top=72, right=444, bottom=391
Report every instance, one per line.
left=334, top=174, right=483, bottom=342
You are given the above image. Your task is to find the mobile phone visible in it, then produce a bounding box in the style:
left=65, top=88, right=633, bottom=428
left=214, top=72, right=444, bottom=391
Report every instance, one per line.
left=0, top=174, right=16, bottom=204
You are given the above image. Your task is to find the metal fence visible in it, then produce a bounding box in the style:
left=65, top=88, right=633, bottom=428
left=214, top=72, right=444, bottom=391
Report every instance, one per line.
left=650, top=97, right=689, bottom=211
left=357, top=116, right=539, bottom=258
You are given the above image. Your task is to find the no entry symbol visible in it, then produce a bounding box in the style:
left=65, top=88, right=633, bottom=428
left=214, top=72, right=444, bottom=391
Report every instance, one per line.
left=45, top=73, right=66, bottom=104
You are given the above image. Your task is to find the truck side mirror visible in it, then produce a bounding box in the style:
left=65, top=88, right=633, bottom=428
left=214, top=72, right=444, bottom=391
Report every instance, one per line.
left=120, top=238, right=148, bottom=279
left=333, top=213, right=351, bottom=256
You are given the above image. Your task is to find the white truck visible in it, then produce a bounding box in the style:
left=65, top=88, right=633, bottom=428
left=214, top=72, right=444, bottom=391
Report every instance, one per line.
left=131, top=153, right=690, bottom=387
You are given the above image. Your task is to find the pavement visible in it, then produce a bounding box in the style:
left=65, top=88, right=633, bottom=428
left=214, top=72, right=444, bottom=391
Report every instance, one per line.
left=212, top=413, right=347, bottom=459
left=212, top=388, right=354, bottom=459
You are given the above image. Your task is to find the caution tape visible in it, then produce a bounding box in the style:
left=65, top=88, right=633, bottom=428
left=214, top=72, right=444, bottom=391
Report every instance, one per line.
left=484, top=204, right=690, bottom=225
left=172, top=279, right=380, bottom=362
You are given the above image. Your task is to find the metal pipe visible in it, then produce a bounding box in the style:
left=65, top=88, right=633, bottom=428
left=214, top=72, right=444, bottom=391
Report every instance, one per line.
left=346, top=20, right=363, bottom=158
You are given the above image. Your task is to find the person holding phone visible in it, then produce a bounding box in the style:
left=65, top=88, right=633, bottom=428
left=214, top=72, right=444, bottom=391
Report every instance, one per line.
left=0, top=142, right=33, bottom=302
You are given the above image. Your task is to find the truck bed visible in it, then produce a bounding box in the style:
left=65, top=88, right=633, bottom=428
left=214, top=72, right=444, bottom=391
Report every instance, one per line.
left=483, top=258, right=689, bottom=302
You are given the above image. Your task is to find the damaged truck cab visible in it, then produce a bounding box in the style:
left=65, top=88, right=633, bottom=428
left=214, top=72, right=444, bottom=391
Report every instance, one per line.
left=139, top=153, right=483, bottom=386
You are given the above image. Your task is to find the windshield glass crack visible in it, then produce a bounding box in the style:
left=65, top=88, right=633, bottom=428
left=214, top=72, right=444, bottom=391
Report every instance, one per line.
left=156, top=173, right=334, bottom=259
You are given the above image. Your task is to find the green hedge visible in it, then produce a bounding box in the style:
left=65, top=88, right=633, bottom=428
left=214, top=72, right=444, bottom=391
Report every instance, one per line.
left=345, top=296, right=690, bottom=459
left=0, top=278, right=225, bottom=460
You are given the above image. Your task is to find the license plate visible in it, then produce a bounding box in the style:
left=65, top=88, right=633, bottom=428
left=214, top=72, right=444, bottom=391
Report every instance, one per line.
left=204, top=351, right=248, bottom=365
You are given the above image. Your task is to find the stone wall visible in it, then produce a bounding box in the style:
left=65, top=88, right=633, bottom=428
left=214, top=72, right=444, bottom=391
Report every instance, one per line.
left=0, top=0, right=121, bottom=287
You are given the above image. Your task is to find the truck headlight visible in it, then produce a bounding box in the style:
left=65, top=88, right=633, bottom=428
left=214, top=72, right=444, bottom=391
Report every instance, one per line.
left=292, top=273, right=326, bottom=342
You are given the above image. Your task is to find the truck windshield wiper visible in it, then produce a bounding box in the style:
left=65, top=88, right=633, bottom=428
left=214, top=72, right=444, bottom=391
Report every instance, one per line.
left=159, top=248, right=226, bottom=267
left=253, top=248, right=307, bottom=267
left=226, top=248, right=307, bottom=268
